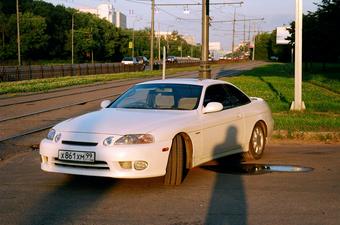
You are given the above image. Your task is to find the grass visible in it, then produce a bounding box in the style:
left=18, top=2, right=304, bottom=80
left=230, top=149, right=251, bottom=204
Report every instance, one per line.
left=0, top=66, right=200, bottom=95
left=222, top=63, right=340, bottom=133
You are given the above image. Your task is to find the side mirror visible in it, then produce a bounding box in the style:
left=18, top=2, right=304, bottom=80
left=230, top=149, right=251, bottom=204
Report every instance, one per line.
left=202, top=102, right=223, bottom=114
left=100, top=100, right=111, bottom=109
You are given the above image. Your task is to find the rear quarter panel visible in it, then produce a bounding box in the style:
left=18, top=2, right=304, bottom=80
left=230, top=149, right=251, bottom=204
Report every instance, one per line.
left=242, top=97, right=274, bottom=152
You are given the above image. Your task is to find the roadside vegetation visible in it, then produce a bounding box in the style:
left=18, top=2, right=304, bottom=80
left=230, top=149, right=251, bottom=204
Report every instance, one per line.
left=0, top=66, right=200, bottom=95
left=223, top=63, right=340, bottom=138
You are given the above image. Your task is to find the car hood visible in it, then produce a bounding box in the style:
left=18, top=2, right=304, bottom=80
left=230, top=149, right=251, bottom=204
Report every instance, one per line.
left=55, top=108, right=195, bottom=135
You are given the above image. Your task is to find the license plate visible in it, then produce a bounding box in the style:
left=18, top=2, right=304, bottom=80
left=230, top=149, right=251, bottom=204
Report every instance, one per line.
left=58, top=150, right=95, bottom=162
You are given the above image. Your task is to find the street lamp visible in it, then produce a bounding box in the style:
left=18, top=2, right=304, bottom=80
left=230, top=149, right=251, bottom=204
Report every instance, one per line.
left=290, top=0, right=305, bottom=111
left=200, top=0, right=211, bottom=79
left=71, top=13, right=74, bottom=64
left=16, top=0, right=21, bottom=66
left=150, top=0, right=155, bottom=70
left=132, top=16, right=142, bottom=57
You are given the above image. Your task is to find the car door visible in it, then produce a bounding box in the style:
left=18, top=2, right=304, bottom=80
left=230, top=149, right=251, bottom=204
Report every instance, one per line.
left=199, top=84, right=246, bottom=161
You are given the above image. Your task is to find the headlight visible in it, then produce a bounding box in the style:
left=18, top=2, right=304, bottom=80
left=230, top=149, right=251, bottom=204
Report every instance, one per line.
left=114, top=134, right=154, bottom=145
left=103, top=136, right=115, bottom=146
left=47, top=129, right=56, bottom=141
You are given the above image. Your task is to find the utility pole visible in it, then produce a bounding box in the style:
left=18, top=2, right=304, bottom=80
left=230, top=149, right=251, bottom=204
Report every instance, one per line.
left=71, top=13, right=74, bottom=64
left=252, top=34, right=256, bottom=61
left=180, top=41, right=183, bottom=57
left=252, top=22, right=256, bottom=61
left=150, top=0, right=155, bottom=70
left=243, top=15, right=246, bottom=43
left=231, top=7, right=236, bottom=60
left=16, top=0, right=21, bottom=66
left=248, top=21, right=251, bottom=41
left=158, top=22, right=161, bottom=61
left=199, top=0, right=211, bottom=79
left=290, top=0, right=305, bottom=111
left=91, top=27, right=94, bottom=64
left=132, top=28, right=135, bottom=57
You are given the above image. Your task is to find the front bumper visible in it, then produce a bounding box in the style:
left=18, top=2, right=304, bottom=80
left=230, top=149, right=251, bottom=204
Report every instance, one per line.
left=39, top=133, right=172, bottom=179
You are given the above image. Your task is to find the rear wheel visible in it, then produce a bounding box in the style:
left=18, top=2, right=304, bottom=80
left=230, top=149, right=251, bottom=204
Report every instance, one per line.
left=164, top=135, right=185, bottom=185
left=244, top=123, right=266, bottom=160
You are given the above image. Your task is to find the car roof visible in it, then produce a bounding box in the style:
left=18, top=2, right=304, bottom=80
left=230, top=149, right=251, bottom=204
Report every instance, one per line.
left=139, top=78, right=230, bottom=87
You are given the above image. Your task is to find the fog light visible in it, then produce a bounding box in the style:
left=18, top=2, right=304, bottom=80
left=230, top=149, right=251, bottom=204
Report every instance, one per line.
left=134, top=161, right=148, bottom=170
left=41, top=156, right=48, bottom=163
left=119, top=161, right=132, bottom=169
left=55, top=133, right=61, bottom=143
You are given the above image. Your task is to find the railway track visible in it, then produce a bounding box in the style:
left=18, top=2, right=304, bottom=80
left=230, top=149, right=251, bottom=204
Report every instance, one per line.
left=0, top=62, right=266, bottom=143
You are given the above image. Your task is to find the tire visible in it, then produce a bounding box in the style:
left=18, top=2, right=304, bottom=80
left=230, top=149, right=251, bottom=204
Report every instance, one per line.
left=164, top=135, right=185, bottom=185
left=243, top=122, right=266, bottom=161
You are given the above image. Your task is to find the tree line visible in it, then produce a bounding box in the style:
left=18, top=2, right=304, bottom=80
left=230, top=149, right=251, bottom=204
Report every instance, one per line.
left=253, top=0, right=339, bottom=65
left=0, top=0, right=200, bottom=65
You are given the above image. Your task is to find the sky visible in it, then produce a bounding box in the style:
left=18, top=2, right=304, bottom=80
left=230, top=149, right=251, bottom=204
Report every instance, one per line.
left=44, top=0, right=322, bottom=51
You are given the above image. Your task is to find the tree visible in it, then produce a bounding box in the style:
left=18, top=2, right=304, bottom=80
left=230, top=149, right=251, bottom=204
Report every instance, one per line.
left=20, top=12, right=49, bottom=60
left=288, top=0, right=340, bottom=66
left=253, top=33, right=271, bottom=60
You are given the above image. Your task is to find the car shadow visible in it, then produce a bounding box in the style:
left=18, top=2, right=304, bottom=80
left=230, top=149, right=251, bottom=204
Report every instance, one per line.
left=202, top=126, right=248, bottom=225
left=19, top=175, right=115, bottom=225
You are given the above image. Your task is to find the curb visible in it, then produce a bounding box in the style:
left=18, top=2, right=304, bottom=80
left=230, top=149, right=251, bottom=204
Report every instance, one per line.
left=272, top=130, right=340, bottom=143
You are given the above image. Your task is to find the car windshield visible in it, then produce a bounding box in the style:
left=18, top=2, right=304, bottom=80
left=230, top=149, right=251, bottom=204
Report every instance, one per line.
left=123, top=57, right=133, bottom=61
left=110, top=83, right=203, bottom=110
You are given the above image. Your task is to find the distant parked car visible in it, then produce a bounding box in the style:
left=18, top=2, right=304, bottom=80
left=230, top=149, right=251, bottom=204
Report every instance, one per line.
left=121, top=56, right=138, bottom=65
left=136, top=56, right=149, bottom=65
left=166, top=56, right=178, bottom=63
left=270, top=56, right=279, bottom=61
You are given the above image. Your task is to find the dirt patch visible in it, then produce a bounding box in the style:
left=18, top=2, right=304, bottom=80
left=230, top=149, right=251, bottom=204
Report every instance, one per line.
left=271, top=130, right=340, bottom=144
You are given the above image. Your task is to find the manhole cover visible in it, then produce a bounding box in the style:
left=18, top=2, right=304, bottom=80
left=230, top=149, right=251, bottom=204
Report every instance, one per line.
left=201, top=164, right=313, bottom=175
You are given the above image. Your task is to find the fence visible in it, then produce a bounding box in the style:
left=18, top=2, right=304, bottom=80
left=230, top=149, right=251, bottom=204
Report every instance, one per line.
left=0, top=63, right=144, bottom=82
left=0, top=60, right=203, bottom=82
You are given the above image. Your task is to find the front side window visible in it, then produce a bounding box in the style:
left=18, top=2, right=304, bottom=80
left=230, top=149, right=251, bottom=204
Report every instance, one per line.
left=203, top=84, right=250, bottom=109
left=110, top=84, right=203, bottom=110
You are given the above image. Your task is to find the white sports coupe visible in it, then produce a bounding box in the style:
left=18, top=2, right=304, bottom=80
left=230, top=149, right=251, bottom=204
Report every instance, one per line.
left=40, top=79, right=273, bottom=185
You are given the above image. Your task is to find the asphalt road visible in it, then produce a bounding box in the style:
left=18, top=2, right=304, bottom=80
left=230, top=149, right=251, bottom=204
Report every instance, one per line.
left=0, top=142, right=339, bottom=225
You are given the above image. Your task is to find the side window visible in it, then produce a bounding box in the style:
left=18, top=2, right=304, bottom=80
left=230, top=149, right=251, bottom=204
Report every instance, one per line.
left=223, top=84, right=251, bottom=106
left=203, top=84, right=233, bottom=109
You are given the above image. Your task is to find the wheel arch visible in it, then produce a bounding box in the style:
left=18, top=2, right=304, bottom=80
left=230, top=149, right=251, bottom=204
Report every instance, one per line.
left=256, top=120, right=268, bottom=138
left=176, top=132, right=193, bottom=169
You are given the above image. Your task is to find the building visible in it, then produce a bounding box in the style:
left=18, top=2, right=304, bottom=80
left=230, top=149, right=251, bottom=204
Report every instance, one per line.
left=155, top=32, right=196, bottom=46
left=209, top=42, right=222, bottom=51
left=78, top=7, right=98, bottom=15
left=78, top=3, right=127, bottom=29
left=113, top=11, right=127, bottom=29
left=182, top=35, right=196, bottom=46
left=97, top=3, right=114, bottom=23
left=209, top=42, right=222, bottom=60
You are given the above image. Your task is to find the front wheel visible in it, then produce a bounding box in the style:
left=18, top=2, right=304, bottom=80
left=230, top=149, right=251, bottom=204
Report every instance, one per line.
left=244, top=123, right=266, bottom=160
left=164, top=135, right=185, bottom=185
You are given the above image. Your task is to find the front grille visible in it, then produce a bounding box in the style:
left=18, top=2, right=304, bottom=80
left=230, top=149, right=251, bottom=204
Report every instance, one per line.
left=53, top=158, right=109, bottom=170
left=62, top=140, right=98, bottom=146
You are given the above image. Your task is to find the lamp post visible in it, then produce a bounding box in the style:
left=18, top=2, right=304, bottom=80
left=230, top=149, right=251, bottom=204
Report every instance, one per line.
left=71, top=13, right=74, bottom=64
left=150, top=0, right=155, bottom=70
left=16, top=0, right=21, bottom=66
left=132, top=17, right=141, bottom=58
left=199, top=0, right=211, bottom=79
left=290, top=0, right=305, bottom=111
left=231, top=7, right=236, bottom=60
